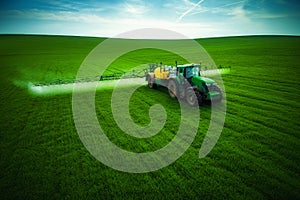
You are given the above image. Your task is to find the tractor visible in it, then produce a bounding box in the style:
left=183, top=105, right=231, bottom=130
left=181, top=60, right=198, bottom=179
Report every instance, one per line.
left=146, top=62, right=222, bottom=106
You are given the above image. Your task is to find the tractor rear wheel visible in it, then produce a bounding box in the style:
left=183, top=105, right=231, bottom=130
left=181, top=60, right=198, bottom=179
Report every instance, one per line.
left=186, top=89, right=203, bottom=106
left=148, top=77, right=157, bottom=89
left=168, top=79, right=178, bottom=98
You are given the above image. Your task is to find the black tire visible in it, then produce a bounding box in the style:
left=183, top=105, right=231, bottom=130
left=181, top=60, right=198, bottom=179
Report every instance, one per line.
left=196, top=90, right=204, bottom=105
left=212, top=86, right=222, bottom=102
left=168, top=79, right=178, bottom=98
left=186, top=89, right=198, bottom=106
left=186, top=89, right=203, bottom=106
left=148, top=77, right=157, bottom=89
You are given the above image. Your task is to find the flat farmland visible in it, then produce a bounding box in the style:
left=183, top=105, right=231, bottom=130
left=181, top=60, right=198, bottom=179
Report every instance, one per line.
left=0, top=35, right=299, bottom=199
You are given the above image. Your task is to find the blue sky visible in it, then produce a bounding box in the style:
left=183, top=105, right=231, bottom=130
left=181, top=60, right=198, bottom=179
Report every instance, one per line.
left=0, top=0, right=299, bottom=38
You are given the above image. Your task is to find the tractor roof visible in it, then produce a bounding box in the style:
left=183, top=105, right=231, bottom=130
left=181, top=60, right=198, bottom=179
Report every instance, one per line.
left=177, top=63, right=200, bottom=68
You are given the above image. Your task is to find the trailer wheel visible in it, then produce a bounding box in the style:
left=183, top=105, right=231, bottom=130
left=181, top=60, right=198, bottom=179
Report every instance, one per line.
left=168, top=79, right=178, bottom=98
left=148, top=77, right=157, bottom=89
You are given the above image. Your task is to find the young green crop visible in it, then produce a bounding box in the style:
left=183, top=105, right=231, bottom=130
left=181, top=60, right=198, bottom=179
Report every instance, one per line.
left=0, top=35, right=299, bottom=199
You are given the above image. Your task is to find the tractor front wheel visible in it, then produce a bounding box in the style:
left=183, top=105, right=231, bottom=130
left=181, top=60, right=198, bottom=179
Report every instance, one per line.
left=212, top=85, right=222, bottom=102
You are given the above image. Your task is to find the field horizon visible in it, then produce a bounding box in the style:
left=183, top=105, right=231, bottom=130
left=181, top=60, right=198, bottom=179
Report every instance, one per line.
left=0, top=34, right=299, bottom=199
left=1, top=33, right=299, bottom=40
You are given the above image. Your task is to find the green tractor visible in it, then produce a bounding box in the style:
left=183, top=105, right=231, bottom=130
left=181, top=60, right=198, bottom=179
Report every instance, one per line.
left=146, top=63, right=222, bottom=106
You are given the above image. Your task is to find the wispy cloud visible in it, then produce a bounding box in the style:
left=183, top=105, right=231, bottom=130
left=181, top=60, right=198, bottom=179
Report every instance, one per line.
left=177, top=0, right=205, bottom=21
left=189, top=1, right=246, bottom=16
left=1, top=9, right=108, bottom=24
left=251, top=13, right=289, bottom=19
left=0, top=7, right=227, bottom=38
left=275, top=0, right=287, bottom=5
left=123, top=1, right=149, bottom=15
left=39, top=0, right=91, bottom=12
left=227, top=5, right=251, bottom=23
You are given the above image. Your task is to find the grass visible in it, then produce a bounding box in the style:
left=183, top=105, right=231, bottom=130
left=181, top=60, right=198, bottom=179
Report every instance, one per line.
left=0, top=34, right=299, bottom=199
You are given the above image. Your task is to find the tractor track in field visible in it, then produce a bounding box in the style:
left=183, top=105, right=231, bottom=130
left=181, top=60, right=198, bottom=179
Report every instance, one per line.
left=225, top=79, right=300, bottom=99
left=224, top=111, right=300, bottom=152
left=221, top=124, right=299, bottom=172
left=225, top=105, right=299, bottom=140
left=227, top=92, right=299, bottom=118
left=227, top=96, right=300, bottom=129
left=226, top=87, right=299, bottom=109
left=227, top=96, right=300, bottom=128
left=227, top=73, right=299, bottom=87
left=224, top=79, right=298, bottom=93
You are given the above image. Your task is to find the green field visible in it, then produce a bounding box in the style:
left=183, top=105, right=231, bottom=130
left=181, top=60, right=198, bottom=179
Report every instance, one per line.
left=0, top=35, right=299, bottom=199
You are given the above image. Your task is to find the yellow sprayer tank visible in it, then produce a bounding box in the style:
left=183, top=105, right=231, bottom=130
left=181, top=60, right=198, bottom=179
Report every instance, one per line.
left=154, top=67, right=169, bottom=79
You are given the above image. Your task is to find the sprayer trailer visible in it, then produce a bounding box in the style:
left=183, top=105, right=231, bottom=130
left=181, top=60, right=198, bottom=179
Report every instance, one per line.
left=146, top=63, right=222, bottom=106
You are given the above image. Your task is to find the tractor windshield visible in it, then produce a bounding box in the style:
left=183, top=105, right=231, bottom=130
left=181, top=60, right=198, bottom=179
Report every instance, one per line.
left=186, top=66, right=200, bottom=78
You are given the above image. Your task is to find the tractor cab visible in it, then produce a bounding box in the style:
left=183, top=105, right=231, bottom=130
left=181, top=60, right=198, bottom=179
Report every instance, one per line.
left=177, top=64, right=200, bottom=76
left=177, top=64, right=222, bottom=101
left=177, top=64, right=201, bottom=84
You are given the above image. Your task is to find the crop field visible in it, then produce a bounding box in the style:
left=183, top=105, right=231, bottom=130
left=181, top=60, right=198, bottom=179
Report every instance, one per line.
left=0, top=35, right=299, bottom=199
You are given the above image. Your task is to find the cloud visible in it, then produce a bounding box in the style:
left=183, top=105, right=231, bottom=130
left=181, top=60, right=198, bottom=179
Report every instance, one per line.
left=241, top=0, right=300, bottom=21
left=1, top=7, right=225, bottom=38
left=1, top=9, right=108, bottom=23
left=123, top=1, right=149, bottom=15
left=276, top=0, right=287, bottom=4
left=177, top=0, right=205, bottom=21
left=251, top=13, right=289, bottom=19
left=166, top=0, right=248, bottom=22
left=227, top=5, right=250, bottom=19
left=188, top=1, right=246, bottom=16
